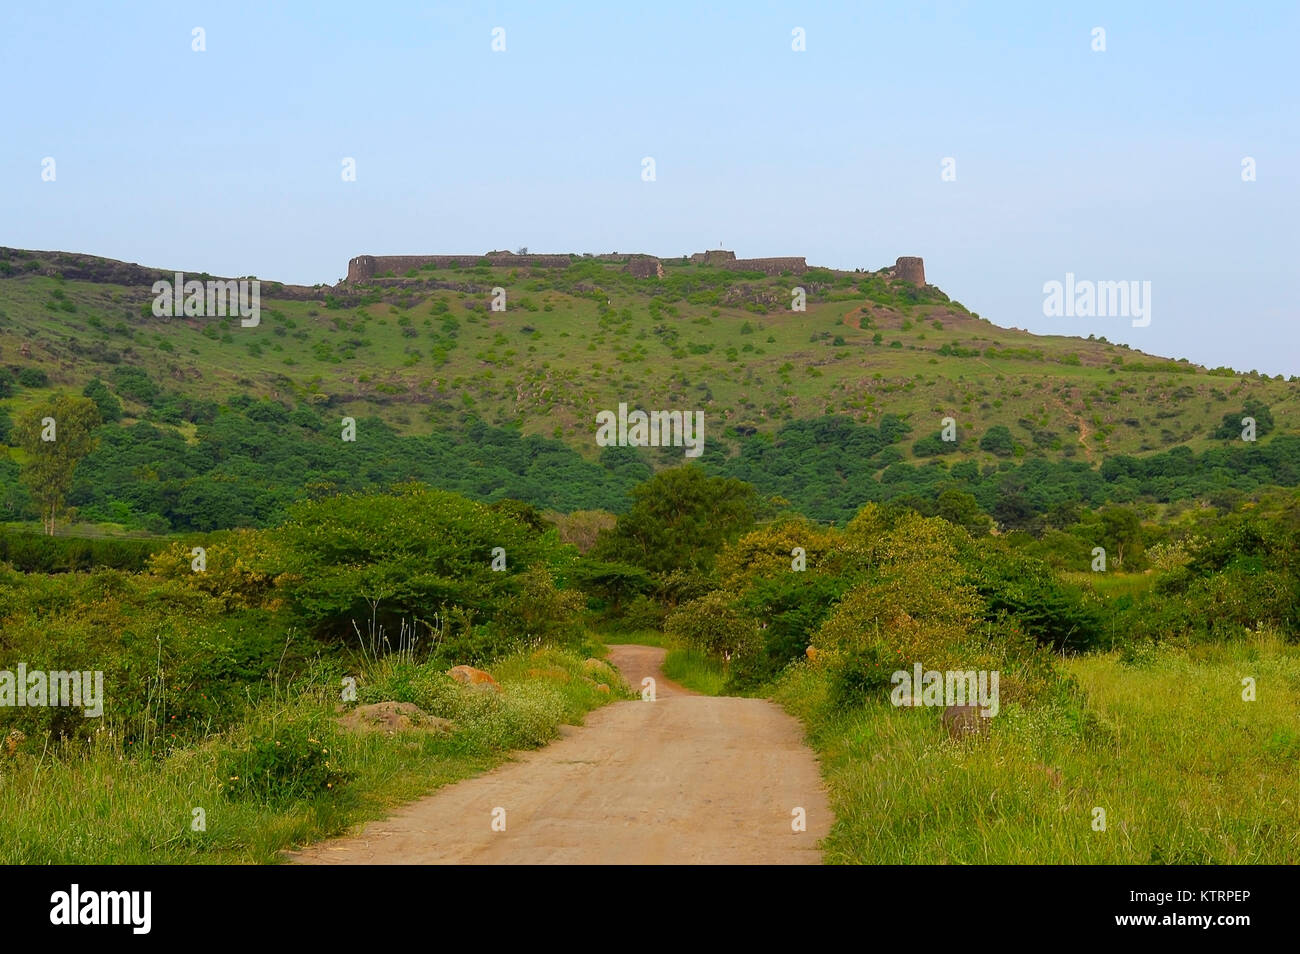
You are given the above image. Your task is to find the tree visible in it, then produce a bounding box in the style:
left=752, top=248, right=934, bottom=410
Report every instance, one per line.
left=936, top=488, right=992, bottom=537
left=1212, top=399, right=1274, bottom=439
left=593, top=467, right=766, bottom=577
left=979, top=425, right=1016, bottom=457
left=15, top=395, right=102, bottom=534
left=82, top=378, right=123, bottom=422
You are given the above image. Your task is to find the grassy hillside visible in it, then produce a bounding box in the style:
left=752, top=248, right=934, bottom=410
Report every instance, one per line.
left=2, top=247, right=1295, bottom=469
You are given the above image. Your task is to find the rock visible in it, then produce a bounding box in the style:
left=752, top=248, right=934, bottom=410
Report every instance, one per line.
left=338, top=702, right=453, bottom=735
left=941, top=704, right=990, bottom=740
left=447, top=665, right=502, bottom=692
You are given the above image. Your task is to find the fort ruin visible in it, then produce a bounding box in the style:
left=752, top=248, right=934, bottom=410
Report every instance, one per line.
left=344, top=250, right=924, bottom=285
left=892, top=256, right=926, bottom=285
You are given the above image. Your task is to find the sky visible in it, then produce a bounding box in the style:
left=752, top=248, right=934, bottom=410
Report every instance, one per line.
left=2, top=1, right=1297, bottom=375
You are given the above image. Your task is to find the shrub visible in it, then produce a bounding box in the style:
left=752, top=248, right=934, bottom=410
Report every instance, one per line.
left=664, top=591, right=760, bottom=663
left=221, top=717, right=350, bottom=804
left=980, top=425, right=1016, bottom=457
left=16, top=368, right=49, bottom=388
left=620, top=593, right=667, bottom=630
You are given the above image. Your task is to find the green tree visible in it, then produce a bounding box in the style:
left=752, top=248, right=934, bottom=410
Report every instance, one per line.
left=979, top=424, right=1016, bottom=457
left=1212, top=399, right=1274, bottom=439
left=593, top=467, right=766, bottom=577
left=936, top=488, right=992, bottom=536
left=82, top=378, right=123, bottom=422
left=15, top=396, right=102, bottom=534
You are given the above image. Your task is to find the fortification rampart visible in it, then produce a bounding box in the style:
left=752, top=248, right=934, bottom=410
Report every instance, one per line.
left=723, top=257, right=808, bottom=275
left=689, top=250, right=737, bottom=265
left=345, top=251, right=920, bottom=285
left=347, top=252, right=572, bottom=282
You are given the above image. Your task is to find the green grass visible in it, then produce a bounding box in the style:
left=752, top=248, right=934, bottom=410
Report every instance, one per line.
left=1062, top=570, right=1156, bottom=598
left=599, top=628, right=670, bottom=648
left=0, top=645, right=627, bottom=864
left=662, top=646, right=729, bottom=696
left=774, top=629, right=1300, bottom=864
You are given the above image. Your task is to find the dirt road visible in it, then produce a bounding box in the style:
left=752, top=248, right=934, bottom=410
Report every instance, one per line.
left=288, top=644, right=830, bottom=864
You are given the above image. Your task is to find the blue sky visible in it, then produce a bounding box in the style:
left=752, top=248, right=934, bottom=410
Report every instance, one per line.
left=3, top=1, right=1296, bottom=374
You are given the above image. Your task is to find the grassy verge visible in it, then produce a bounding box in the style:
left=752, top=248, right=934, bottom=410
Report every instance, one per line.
left=594, top=628, right=732, bottom=696
left=598, top=627, right=671, bottom=648
left=0, top=646, right=629, bottom=864
left=773, top=631, right=1300, bottom=863
left=661, top=647, right=728, bottom=695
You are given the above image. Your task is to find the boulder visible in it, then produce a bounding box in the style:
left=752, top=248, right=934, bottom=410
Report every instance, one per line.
left=338, top=701, right=453, bottom=735
left=941, top=704, right=990, bottom=740
left=447, top=665, right=502, bottom=692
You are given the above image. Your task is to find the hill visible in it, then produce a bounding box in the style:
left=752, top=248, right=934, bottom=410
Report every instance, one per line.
left=3, top=246, right=1295, bottom=455
left=0, top=245, right=1296, bottom=529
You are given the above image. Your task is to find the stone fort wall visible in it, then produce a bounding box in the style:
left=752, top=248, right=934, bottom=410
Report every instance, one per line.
left=346, top=251, right=919, bottom=284
left=722, top=257, right=808, bottom=276
left=347, top=253, right=572, bottom=282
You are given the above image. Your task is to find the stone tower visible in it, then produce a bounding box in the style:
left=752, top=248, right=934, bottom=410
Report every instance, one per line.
left=894, top=256, right=925, bottom=286
left=347, top=255, right=377, bottom=283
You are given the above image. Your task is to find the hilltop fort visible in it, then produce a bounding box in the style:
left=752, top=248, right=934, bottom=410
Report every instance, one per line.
left=346, top=251, right=927, bottom=285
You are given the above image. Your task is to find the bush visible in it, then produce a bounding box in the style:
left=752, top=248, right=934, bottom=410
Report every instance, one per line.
left=110, top=366, right=159, bottom=405
left=16, top=368, right=49, bottom=388
left=221, top=717, right=350, bottom=804
left=980, top=425, right=1016, bottom=457
left=664, top=591, right=760, bottom=662
left=82, top=379, right=122, bottom=422
left=620, top=593, right=667, bottom=630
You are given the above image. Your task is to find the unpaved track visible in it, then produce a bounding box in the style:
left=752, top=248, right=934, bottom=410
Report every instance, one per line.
left=288, top=644, right=830, bottom=864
